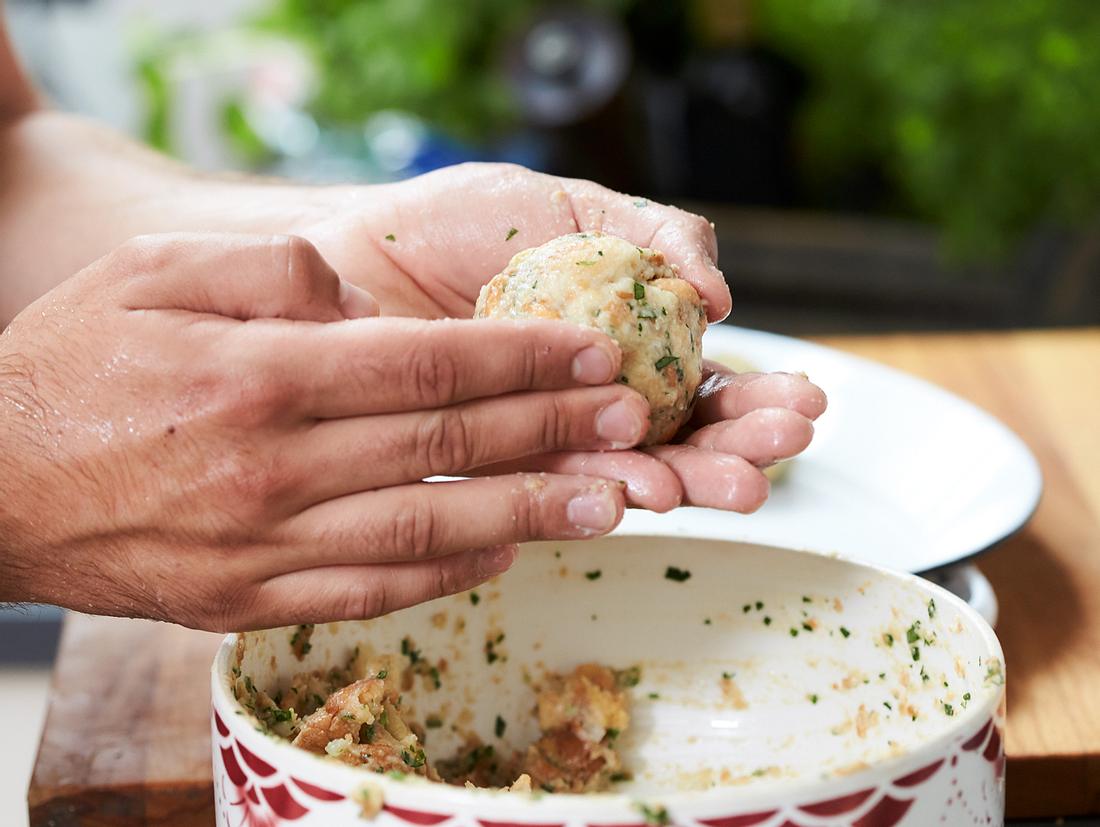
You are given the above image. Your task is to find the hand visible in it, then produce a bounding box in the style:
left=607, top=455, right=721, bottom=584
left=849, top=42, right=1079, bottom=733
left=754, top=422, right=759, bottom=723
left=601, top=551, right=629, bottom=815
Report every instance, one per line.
left=299, top=162, right=731, bottom=322
left=0, top=233, right=670, bottom=631
left=298, top=163, right=826, bottom=511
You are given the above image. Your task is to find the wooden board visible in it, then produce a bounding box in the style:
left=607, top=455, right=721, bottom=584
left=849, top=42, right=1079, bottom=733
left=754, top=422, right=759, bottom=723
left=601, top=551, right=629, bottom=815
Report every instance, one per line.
left=28, top=329, right=1100, bottom=823
left=27, top=616, right=221, bottom=826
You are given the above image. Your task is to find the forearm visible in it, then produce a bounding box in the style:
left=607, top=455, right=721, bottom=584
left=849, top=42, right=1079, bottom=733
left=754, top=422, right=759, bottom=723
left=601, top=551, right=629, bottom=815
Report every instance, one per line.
left=0, top=110, right=359, bottom=323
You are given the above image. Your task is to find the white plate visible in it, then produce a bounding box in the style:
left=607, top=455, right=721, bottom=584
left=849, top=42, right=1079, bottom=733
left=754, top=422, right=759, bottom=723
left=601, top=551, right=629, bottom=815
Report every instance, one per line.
left=615, top=325, right=1042, bottom=573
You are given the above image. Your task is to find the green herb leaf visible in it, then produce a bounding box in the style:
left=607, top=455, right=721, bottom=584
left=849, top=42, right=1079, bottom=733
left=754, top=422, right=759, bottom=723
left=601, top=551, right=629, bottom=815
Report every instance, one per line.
left=654, top=355, right=680, bottom=371
left=664, top=566, right=691, bottom=582
left=384, top=233, right=396, bottom=242
left=634, top=282, right=646, bottom=300
left=469, top=592, right=480, bottom=605
left=585, top=569, right=602, bottom=581
left=505, top=227, right=518, bottom=241
left=840, top=627, right=851, bottom=638
left=495, top=715, right=507, bottom=738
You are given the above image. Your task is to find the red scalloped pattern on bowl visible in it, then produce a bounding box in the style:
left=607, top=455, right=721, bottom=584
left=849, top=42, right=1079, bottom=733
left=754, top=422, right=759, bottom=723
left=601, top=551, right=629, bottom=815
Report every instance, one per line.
left=213, top=709, right=1003, bottom=827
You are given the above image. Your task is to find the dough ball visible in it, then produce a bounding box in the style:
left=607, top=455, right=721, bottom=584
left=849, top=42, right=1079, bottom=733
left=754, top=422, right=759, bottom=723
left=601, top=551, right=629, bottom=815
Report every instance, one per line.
left=475, top=232, right=706, bottom=445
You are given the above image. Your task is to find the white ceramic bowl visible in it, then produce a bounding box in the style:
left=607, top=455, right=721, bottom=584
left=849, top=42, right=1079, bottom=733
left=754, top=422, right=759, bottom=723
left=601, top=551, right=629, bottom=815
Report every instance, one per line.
left=211, top=537, right=1006, bottom=827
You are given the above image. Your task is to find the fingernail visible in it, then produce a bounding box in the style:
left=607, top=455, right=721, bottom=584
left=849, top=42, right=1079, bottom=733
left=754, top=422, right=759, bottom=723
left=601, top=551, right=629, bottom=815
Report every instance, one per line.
left=338, top=281, right=380, bottom=319
left=477, top=544, right=517, bottom=577
left=595, top=399, right=644, bottom=447
left=572, top=345, right=615, bottom=384
left=567, top=487, right=619, bottom=534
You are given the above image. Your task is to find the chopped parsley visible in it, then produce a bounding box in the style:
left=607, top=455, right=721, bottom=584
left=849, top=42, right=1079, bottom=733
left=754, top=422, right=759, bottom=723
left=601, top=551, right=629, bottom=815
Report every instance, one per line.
left=802, top=596, right=812, bottom=603
left=495, top=715, right=507, bottom=738
left=505, top=227, right=518, bottom=241
left=763, top=616, right=772, bottom=626
left=647, top=692, right=660, bottom=700
left=606, top=727, right=621, bottom=740
left=426, top=715, right=443, bottom=729
left=654, top=354, right=680, bottom=371
left=664, top=565, right=691, bottom=582
left=585, top=569, right=602, bottom=581
left=470, top=591, right=480, bottom=605
left=376, top=669, right=388, bottom=679
left=756, top=601, right=764, bottom=610
left=401, top=748, right=427, bottom=768
left=802, top=622, right=814, bottom=632
left=617, top=665, right=642, bottom=688
left=928, top=598, right=937, bottom=619
left=906, top=621, right=922, bottom=644
left=943, top=703, right=955, bottom=717
left=400, top=637, right=421, bottom=664
left=840, top=627, right=851, bottom=638
left=809, top=693, right=819, bottom=704
left=721, top=671, right=734, bottom=680
left=883, top=633, right=895, bottom=647
left=789, top=628, right=799, bottom=637
left=576, top=259, right=598, bottom=266
left=637, top=804, right=669, bottom=826
left=428, top=666, right=442, bottom=689
left=485, top=634, right=505, bottom=664
left=703, top=618, right=712, bottom=625
left=742, top=604, right=751, bottom=613
left=634, top=282, right=646, bottom=300
left=384, top=233, right=396, bottom=242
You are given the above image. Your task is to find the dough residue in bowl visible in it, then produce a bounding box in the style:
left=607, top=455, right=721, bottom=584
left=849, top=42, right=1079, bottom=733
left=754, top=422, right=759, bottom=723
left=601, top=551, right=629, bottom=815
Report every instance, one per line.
left=233, top=650, right=634, bottom=793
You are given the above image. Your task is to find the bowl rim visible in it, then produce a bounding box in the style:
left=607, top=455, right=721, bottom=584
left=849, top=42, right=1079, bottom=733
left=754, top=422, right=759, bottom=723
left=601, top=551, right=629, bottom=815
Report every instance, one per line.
left=211, top=537, right=1005, bottom=817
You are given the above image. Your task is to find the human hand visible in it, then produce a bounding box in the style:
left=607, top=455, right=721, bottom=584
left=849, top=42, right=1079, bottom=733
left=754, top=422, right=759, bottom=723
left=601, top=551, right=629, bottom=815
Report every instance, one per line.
left=299, top=162, right=731, bottom=322
left=297, top=163, right=825, bottom=511
left=0, top=233, right=665, bottom=631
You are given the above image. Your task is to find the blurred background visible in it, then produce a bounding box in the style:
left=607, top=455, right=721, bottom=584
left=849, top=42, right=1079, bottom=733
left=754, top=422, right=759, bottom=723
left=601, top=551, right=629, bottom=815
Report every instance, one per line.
left=7, top=0, right=1100, bottom=336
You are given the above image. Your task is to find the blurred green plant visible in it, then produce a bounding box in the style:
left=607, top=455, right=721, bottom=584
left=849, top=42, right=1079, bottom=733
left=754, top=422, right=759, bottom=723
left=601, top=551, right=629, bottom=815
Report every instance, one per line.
left=755, top=0, right=1100, bottom=260
left=259, top=0, right=633, bottom=142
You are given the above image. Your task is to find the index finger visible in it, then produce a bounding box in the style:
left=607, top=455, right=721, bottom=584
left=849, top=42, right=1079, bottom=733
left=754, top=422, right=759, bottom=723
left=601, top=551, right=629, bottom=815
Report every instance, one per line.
left=561, top=177, right=730, bottom=322
left=242, top=317, right=624, bottom=418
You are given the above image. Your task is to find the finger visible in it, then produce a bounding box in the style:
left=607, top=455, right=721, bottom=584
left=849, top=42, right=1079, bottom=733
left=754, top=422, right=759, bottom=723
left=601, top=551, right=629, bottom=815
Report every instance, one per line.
left=693, top=363, right=828, bottom=425
left=109, top=232, right=379, bottom=321
left=561, top=178, right=730, bottom=322
left=686, top=408, right=814, bottom=467
left=291, top=387, right=650, bottom=503
left=258, top=317, right=624, bottom=418
left=471, top=450, right=683, bottom=512
left=644, top=445, right=770, bottom=512
left=269, top=475, right=626, bottom=573
left=234, top=545, right=518, bottom=629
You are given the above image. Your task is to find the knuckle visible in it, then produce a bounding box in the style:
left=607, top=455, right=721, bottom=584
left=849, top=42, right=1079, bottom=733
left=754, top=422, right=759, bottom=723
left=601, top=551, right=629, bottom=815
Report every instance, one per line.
left=105, top=234, right=181, bottom=283
left=407, top=343, right=460, bottom=407
left=388, top=496, right=440, bottom=561
left=210, top=444, right=291, bottom=521
left=415, top=408, right=476, bottom=474
left=190, top=578, right=259, bottom=633
left=215, top=359, right=292, bottom=426
left=508, top=479, right=543, bottom=540
left=432, top=560, right=462, bottom=601
left=539, top=394, right=575, bottom=451
left=278, top=235, right=337, bottom=310
left=343, top=580, right=389, bottom=621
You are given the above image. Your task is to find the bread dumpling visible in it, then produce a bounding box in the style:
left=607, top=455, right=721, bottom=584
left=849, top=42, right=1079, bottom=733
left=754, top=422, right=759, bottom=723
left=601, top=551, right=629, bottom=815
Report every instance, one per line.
left=475, top=233, right=706, bottom=445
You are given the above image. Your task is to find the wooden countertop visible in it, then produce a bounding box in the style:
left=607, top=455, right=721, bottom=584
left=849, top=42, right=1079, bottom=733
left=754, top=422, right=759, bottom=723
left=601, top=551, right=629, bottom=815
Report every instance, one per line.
left=28, top=328, right=1100, bottom=824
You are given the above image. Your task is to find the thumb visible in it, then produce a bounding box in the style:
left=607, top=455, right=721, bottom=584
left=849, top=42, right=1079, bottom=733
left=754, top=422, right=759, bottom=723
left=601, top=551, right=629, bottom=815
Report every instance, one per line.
left=107, top=232, right=379, bottom=322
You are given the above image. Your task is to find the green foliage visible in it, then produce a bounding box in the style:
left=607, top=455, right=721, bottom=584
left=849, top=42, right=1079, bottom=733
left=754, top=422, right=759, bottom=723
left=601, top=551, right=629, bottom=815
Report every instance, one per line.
left=755, top=0, right=1100, bottom=259
left=259, top=0, right=632, bottom=142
